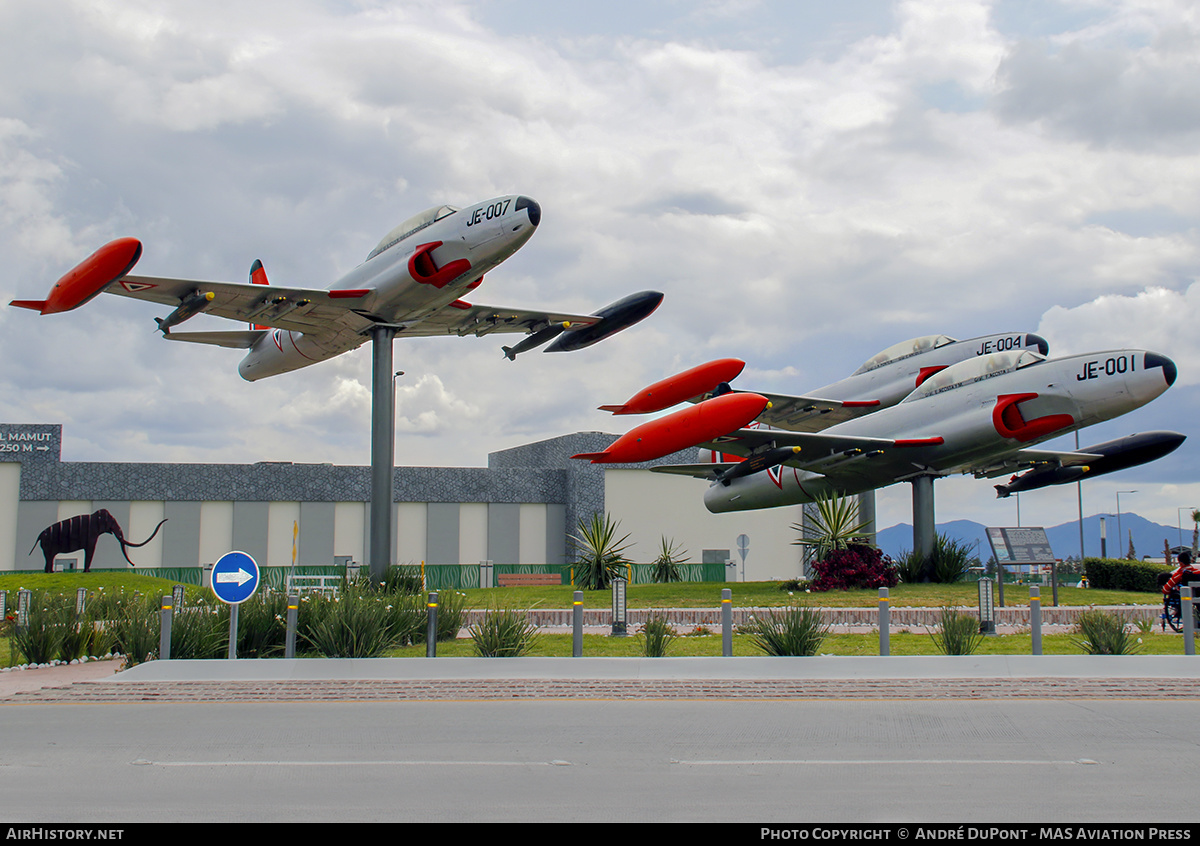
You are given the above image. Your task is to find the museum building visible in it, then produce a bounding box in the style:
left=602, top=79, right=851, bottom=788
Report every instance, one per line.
left=0, top=423, right=802, bottom=580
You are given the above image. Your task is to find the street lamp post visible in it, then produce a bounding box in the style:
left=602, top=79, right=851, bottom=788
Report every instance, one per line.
left=1178, top=507, right=1198, bottom=547
left=1116, top=490, right=1137, bottom=559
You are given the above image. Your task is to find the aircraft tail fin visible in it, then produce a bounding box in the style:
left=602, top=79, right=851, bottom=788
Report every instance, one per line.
left=250, top=259, right=269, bottom=330
left=10, top=299, right=48, bottom=313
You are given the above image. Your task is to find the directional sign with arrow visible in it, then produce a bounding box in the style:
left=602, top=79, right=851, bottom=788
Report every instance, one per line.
left=211, top=550, right=260, bottom=605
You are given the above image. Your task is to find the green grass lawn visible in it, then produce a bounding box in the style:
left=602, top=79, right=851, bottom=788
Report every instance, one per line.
left=1, top=573, right=1176, bottom=668
left=383, top=629, right=1189, bottom=658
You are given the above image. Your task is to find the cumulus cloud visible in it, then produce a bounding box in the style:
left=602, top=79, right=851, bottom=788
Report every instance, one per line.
left=0, top=0, right=1197, bottom=529
left=1038, top=283, right=1200, bottom=384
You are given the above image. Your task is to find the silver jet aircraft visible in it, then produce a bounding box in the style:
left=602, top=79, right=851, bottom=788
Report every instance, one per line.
left=702, top=332, right=1049, bottom=432
left=645, top=348, right=1181, bottom=513
left=10, top=195, right=663, bottom=380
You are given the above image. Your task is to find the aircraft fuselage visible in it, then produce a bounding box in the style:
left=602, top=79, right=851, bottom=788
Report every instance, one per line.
left=703, top=349, right=1177, bottom=513
left=237, top=195, right=540, bottom=380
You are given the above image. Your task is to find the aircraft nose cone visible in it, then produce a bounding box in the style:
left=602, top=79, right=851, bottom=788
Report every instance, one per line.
left=1145, top=351, right=1177, bottom=386
left=516, top=196, right=541, bottom=227
left=1025, top=333, right=1049, bottom=356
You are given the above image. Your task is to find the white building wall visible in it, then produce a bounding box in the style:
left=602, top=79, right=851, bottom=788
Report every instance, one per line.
left=459, top=503, right=488, bottom=564
left=129, top=501, right=166, bottom=568
left=267, top=502, right=301, bottom=567
left=334, top=502, right=365, bottom=565
left=519, top=503, right=547, bottom=564
left=198, top=501, right=234, bottom=566
left=604, top=469, right=805, bottom=581
left=395, top=502, right=426, bottom=565
left=0, top=463, right=18, bottom=571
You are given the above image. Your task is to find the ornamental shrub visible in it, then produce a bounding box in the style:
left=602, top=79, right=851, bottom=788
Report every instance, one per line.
left=809, top=544, right=898, bottom=592
left=1083, top=558, right=1172, bottom=592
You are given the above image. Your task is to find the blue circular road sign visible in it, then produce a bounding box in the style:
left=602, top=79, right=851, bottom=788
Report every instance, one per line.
left=211, top=551, right=260, bottom=605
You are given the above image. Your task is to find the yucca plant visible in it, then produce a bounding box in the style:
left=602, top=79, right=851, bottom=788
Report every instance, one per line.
left=746, top=605, right=830, bottom=656
left=300, top=586, right=397, bottom=658
left=927, top=606, right=984, bottom=655
left=930, top=534, right=978, bottom=584
left=110, top=596, right=160, bottom=667
left=570, top=512, right=633, bottom=590
left=650, top=537, right=687, bottom=583
left=11, top=593, right=68, bottom=664
left=639, top=613, right=677, bottom=657
left=170, top=605, right=227, bottom=660
left=469, top=606, right=540, bottom=657
left=235, top=591, right=288, bottom=658
left=1074, top=608, right=1142, bottom=655
left=792, top=491, right=872, bottom=566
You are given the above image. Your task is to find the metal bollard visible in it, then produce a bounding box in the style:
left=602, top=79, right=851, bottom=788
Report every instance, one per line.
left=572, top=591, right=584, bottom=657
left=1030, top=586, right=1042, bottom=656
left=878, top=588, right=890, bottom=656
left=1183, top=587, right=1195, bottom=656
left=159, top=596, right=173, bottom=660
left=721, top=589, right=732, bottom=657
left=285, top=595, right=298, bottom=659
left=426, top=591, right=439, bottom=658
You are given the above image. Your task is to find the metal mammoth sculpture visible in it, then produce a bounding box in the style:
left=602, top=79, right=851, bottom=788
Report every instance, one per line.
left=30, top=509, right=167, bottom=573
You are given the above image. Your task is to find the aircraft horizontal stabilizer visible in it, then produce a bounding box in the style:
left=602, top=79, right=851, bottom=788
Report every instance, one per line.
left=649, top=463, right=739, bottom=480
left=163, top=330, right=267, bottom=350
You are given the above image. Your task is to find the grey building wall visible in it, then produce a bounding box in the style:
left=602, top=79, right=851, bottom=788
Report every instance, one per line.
left=233, top=502, right=270, bottom=566
left=426, top=503, right=460, bottom=565
left=487, top=503, right=520, bottom=565
left=2, top=423, right=694, bottom=569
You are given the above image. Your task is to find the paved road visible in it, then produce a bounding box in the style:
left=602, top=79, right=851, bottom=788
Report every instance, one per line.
left=3, top=656, right=1200, bottom=822
left=2, top=698, right=1197, bottom=823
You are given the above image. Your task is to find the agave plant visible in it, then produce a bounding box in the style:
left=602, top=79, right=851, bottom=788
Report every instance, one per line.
left=791, top=491, right=872, bottom=565
left=927, top=606, right=984, bottom=655
left=650, top=536, right=687, bottom=583
left=570, top=512, right=633, bottom=590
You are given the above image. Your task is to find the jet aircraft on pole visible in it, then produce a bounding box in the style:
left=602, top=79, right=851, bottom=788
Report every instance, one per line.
left=10, top=195, right=663, bottom=377
left=574, top=340, right=1183, bottom=558
left=13, top=195, right=662, bottom=583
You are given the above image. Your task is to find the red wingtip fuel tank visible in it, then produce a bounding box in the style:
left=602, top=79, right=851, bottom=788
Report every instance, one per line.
left=574, top=392, right=770, bottom=464
left=10, top=237, right=142, bottom=315
left=599, top=358, right=746, bottom=415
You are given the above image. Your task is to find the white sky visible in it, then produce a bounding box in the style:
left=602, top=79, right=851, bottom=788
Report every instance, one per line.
left=1, top=0, right=1198, bottom=536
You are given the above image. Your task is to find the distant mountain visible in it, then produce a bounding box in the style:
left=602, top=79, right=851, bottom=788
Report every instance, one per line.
left=875, top=513, right=1188, bottom=562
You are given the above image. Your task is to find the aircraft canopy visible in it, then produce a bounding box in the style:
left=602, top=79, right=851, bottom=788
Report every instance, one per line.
left=367, top=205, right=460, bottom=261
left=903, top=349, right=1045, bottom=403
left=852, top=334, right=956, bottom=375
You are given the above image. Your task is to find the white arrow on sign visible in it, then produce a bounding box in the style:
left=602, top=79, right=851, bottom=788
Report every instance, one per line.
left=216, top=569, right=254, bottom=587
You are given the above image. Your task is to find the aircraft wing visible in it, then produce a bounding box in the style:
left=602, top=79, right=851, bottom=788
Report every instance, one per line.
left=692, top=390, right=884, bottom=433
left=386, top=302, right=601, bottom=339
left=110, top=275, right=377, bottom=336
left=969, top=447, right=1104, bottom=480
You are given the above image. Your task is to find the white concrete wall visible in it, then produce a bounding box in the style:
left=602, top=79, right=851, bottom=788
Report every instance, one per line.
left=0, top=463, right=18, bottom=571
left=395, top=502, right=426, bottom=565
left=459, top=503, right=488, bottom=564
left=129, top=501, right=166, bottom=568
left=334, top=502, right=365, bottom=565
left=267, top=502, right=301, bottom=567
left=519, top=503, right=547, bottom=564
left=604, top=469, right=805, bottom=581
left=199, top=501, right=234, bottom=566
